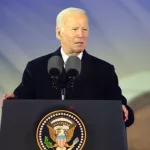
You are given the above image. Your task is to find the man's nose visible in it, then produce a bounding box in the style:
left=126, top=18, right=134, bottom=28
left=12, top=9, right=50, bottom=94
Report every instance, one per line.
left=77, top=29, right=84, bottom=38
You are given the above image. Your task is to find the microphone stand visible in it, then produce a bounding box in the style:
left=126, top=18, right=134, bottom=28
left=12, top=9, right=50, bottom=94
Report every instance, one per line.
left=67, top=77, right=76, bottom=89
left=60, top=76, right=75, bottom=100
left=61, top=88, right=66, bottom=100
left=51, top=76, right=59, bottom=90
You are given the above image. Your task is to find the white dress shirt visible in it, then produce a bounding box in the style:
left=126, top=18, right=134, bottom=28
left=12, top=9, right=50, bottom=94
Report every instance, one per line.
left=60, top=47, right=83, bottom=65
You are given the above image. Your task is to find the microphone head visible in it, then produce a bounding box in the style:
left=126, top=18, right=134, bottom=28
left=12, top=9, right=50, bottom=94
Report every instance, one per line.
left=47, top=56, right=63, bottom=76
left=65, top=56, right=81, bottom=77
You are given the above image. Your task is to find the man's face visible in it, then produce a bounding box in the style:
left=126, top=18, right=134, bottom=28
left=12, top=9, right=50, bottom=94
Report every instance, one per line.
left=57, top=13, right=89, bottom=55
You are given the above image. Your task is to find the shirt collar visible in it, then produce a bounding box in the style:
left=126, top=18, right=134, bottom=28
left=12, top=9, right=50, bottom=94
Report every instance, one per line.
left=60, top=47, right=83, bottom=63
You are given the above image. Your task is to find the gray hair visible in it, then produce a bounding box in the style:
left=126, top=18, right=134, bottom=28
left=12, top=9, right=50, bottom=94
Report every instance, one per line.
left=56, top=7, right=88, bottom=30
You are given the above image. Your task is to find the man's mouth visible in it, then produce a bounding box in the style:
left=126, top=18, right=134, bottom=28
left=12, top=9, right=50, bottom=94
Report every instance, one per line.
left=75, top=42, right=83, bottom=44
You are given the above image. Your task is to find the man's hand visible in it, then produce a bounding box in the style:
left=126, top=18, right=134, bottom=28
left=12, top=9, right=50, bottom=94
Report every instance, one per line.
left=122, top=104, right=128, bottom=122
left=0, top=93, right=16, bottom=107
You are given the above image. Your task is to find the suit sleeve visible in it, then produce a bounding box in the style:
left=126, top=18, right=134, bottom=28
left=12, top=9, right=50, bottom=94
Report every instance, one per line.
left=14, top=62, right=35, bottom=99
left=106, top=65, right=134, bottom=127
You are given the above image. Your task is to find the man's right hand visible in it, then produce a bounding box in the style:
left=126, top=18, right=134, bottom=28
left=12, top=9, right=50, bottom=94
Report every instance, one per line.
left=0, top=93, right=16, bottom=107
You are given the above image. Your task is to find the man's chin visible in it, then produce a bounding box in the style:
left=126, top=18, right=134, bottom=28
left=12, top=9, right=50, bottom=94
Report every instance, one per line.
left=69, top=47, right=85, bottom=55
left=74, top=47, right=85, bottom=53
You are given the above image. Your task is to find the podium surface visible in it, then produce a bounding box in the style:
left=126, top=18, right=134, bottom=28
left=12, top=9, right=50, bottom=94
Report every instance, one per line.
left=0, top=100, right=127, bottom=150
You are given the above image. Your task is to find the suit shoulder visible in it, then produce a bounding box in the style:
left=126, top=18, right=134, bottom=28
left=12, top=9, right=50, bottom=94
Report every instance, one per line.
left=89, top=54, right=114, bottom=69
left=28, top=53, right=53, bottom=66
left=24, top=53, right=55, bottom=73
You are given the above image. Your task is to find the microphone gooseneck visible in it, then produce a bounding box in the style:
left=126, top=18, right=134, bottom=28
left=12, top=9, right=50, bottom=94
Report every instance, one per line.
left=47, top=55, right=82, bottom=100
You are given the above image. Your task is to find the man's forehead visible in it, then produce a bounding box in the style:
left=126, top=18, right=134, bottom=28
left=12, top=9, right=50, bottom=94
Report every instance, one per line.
left=64, top=13, right=88, bottom=25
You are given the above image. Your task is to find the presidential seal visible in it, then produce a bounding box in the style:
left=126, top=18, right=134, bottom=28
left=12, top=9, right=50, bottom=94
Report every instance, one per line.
left=36, top=110, right=86, bottom=150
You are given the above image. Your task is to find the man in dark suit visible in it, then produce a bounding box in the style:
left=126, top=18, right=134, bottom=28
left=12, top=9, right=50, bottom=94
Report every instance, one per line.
left=1, top=7, right=134, bottom=127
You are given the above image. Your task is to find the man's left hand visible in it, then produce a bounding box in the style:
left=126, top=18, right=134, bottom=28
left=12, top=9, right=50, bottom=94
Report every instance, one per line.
left=122, top=105, right=128, bottom=122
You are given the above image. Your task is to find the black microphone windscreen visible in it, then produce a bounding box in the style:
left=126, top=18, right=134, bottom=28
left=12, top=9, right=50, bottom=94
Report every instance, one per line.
left=65, top=56, right=81, bottom=77
left=47, top=56, right=63, bottom=76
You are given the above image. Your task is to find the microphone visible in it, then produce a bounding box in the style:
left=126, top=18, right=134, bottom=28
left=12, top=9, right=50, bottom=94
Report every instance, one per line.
left=65, top=56, right=81, bottom=89
left=47, top=56, right=63, bottom=90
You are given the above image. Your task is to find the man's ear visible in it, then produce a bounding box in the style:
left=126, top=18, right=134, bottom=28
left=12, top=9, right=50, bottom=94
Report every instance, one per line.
left=56, top=27, right=62, bottom=40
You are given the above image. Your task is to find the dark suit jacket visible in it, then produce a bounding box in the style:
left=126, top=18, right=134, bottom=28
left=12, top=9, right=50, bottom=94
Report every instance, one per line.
left=14, top=47, right=134, bottom=127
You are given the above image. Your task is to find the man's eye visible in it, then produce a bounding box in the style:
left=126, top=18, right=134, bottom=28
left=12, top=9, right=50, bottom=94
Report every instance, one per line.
left=72, top=28, right=77, bottom=30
